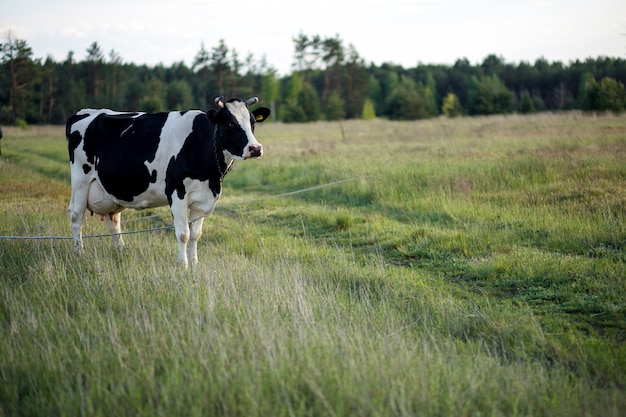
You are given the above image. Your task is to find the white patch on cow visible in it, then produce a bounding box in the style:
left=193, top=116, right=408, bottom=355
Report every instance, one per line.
left=134, top=111, right=200, bottom=207
left=184, top=178, right=220, bottom=214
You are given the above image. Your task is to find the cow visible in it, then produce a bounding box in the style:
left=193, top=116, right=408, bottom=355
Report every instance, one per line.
left=66, top=96, right=271, bottom=268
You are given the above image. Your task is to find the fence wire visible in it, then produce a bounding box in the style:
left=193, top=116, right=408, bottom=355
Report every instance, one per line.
left=0, top=176, right=371, bottom=241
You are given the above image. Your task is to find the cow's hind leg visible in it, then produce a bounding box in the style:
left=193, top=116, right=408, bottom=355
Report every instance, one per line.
left=68, top=179, right=89, bottom=254
left=104, top=212, right=125, bottom=249
left=188, top=210, right=205, bottom=267
left=68, top=205, right=86, bottom=254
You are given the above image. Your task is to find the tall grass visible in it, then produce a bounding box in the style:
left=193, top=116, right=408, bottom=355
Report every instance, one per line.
left=1, top=113, right=625, bottom=416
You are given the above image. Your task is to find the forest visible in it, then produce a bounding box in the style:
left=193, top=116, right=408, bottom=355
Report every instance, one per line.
left=1, top=31, right=626, bottom=125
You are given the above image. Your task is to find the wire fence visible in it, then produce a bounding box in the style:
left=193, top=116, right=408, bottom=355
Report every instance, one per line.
left=0, top=177, right=371, bottom=241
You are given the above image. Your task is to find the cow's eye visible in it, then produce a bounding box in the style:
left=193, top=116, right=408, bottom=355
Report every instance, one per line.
left=226, top=121, right=235, bottom=129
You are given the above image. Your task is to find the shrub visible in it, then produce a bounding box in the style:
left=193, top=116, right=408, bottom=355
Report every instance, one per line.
left=467, top=75, right=514, bottom=115
left=139, top=96, right=164, bottom=113
left=581, top=76, right=626, bottom=113
left=15, top=118, right=29, bottom=130
left=361, top=98, right=376, bottom=120
left=442, top=93, right=463, bottom=118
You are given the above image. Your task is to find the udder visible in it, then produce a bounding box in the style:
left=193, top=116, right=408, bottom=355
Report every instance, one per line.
left=87, top=180, right=123, bottom=217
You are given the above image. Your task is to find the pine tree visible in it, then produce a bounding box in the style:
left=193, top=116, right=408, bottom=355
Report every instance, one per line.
left=85, top=42, right=104, bottom=104
left=520, top=90, right=535, bottom=114
left=325, top=91, right=345, bottom=120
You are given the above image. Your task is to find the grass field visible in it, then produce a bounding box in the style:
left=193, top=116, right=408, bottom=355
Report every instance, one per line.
left=1, top=113, right=625, bottom=416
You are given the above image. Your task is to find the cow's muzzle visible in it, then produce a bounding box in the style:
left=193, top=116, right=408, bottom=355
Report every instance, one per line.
left=247, top=144, right=263, bottom=158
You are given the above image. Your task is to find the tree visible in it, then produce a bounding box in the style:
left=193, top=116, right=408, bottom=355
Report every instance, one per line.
left=210, top=39, right=230, bottom=95
left=385, top=77, right=418, bottom=120
left=125, top=78, right=143, bottom=110
left=40, top=56, right=56, bottom=123
left=597, top=77, right=626, bottom=112
left=107, top=49, right=123, bottom=108
left=292, top=32, right=321, bottom=82
left=281, top=72, right=305, bottom=122
left=230, top=49, right=242, bottom=96
left=361, top=98, right=376, bottom=120
left=343, top=44, right=370, bottom=119
left=442, top=92, right=463, bottom=117
left=385, top=75, right=438, bottom=120
left=418, top=83, right=438, bottom=118
left=320, top=34, right=344, bottom=104
left=325, top=91, right=345, bottom=120
left=166, top=79, right=193, bottom=110
left=285, top=71, right=303, bottom=105
left=85, top=41, right=104, bottom=103
left=519, top=90, right=535, bottom=114
left=298, top=83, right=321, bottom=122
left=450, top=58, right=473, bottom=107
left=580, top=75, right=626, bottom=113
left=192, top=42, right=211, bottom=108
left=261, top=69, right=279, bottom=121
left=386, top=87, right=419, bottom=120
left=56, top=51, right=83, bottom=118
left=532, top=93, right=546, bottom=112
left=140, top=76, right=166, bottom=112
left=139, top=95, right=164, bottom=112
left=577, top=72, right=595, bottom=108
left=481, top=54, right=506, bottom=76
left=467, top=75, right=514, bottom=115
left=282, top=80, right=321, bottom=123
left=0, top=31, right=40, bottom=123
left=423, top=72, right=440, bottom=112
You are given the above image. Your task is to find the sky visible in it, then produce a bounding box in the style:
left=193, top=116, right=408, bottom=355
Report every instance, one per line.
left=2, top=0, right=625, bottom=75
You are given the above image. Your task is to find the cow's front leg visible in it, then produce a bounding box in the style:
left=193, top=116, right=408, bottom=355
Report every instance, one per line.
left=171, top=200, right=190, bottom=268
left=188, top=210, right=205, bottom=267
left=104, top=212, right=125, bottom=249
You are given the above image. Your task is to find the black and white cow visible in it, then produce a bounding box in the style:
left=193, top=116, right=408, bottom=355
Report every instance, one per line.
left=66, top=97, right=270, bottom=267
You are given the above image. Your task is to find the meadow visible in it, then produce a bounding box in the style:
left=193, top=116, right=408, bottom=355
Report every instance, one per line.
left=0, top=113, right=624, bottom=416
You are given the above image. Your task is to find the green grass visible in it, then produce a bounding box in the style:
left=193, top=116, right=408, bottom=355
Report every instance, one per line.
left=1, top=113, right=625, bottom=416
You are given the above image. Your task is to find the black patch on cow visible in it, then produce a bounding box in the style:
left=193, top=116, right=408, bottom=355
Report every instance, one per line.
left=165, top=114, right=224, bottom=205
left=150, top=169, right=157, bottom=183
left=82, top=164, right=91, bottom=174
left=84, top=112, right=166, bottom=202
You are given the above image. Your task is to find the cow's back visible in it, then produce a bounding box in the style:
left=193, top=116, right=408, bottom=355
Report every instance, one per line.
left=67, top=109, right=211, bottom=207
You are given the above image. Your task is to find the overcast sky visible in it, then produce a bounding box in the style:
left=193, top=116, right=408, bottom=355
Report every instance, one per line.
left=2, top=0, right=625, bottom=75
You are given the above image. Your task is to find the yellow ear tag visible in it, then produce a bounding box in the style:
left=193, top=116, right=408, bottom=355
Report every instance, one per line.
left=255, top=115, right=264, bottom=121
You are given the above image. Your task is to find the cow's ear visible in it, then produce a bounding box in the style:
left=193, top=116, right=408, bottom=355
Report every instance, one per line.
left=206, top=109, right=219, bottom=123
left=252, top=107, right=271, bottom=123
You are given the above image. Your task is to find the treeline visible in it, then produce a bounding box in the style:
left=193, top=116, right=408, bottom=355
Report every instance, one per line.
left=1, top=31, right=626, bottom=126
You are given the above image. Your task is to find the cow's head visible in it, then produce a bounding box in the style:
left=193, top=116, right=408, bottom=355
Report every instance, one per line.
left=207, top=96, right=271, bottom=161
